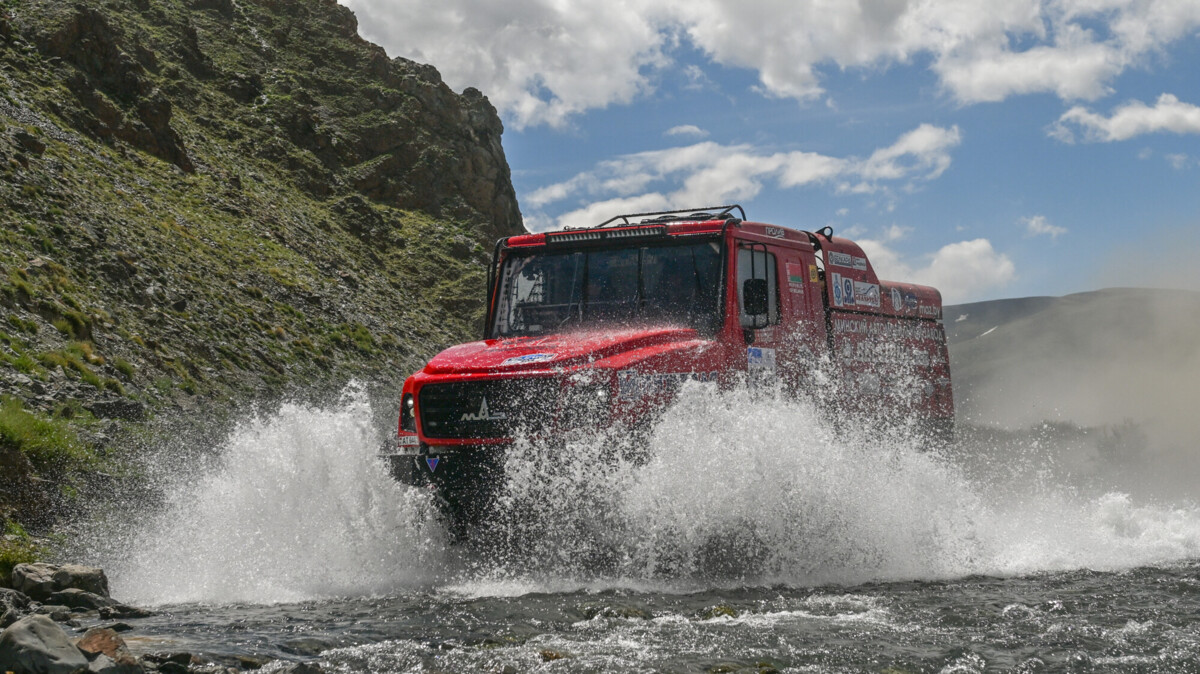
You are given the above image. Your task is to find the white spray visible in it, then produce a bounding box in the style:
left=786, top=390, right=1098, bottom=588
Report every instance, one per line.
left=91, top=383, right=1200, bottom=604
left=99, top=387, right=446, bottom=605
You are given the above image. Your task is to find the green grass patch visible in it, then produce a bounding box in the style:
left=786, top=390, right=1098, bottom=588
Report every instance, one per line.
left=6, top=314, right=38, bottom=334
left=50, top=310, right=89, bottom=339
left=0, top=350, right=39, bottom=374
left=0, top=396, right=95, bottom=474
left=35, top=343, right=111, bottom=389
left=0, top=521, right=42, bottom=582
left=114, top=358, right=135, bottom=379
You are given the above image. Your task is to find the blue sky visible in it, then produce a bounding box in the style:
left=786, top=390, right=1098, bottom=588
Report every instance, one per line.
left=343, top=0, right=1200, bottom=303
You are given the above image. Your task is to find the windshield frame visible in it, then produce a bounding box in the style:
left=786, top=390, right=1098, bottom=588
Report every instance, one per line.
left=487, top=236, right=727, bottom=340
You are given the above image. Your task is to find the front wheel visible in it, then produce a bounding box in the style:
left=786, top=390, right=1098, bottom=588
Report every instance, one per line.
left=385, top=449, right=506, bottom=542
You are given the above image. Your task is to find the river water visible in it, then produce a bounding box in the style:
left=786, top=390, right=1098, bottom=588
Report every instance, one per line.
left=71, top=385, right=1200, bottom=673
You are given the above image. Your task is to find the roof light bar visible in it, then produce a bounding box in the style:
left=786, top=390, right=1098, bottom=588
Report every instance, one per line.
left=546, top=226, right=667, bottom=245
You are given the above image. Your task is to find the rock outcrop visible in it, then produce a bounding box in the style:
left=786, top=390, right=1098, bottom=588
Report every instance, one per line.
left=0, top=0, right=527, bottom=537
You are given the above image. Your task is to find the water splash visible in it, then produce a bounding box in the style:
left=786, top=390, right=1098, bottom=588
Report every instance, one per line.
left=87, top=382, right=1200, bottom=605
left=100, top=386, right=446, bottom=605
left=469, top=381, right=1200, bottom=587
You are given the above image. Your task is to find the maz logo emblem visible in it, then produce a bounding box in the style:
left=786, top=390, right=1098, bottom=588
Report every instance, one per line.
left=460, top=397, right=507, bottom=422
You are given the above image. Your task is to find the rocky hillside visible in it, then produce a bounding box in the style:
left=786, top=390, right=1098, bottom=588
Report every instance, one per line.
left=0, top=0, right=523, bottom=542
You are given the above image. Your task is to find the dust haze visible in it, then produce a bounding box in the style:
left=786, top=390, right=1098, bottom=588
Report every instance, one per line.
left=947, top=279, right=1200, bottom=502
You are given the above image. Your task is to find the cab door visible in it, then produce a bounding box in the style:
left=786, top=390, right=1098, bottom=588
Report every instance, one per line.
left=773, top=247, right=826, bottom=394
left=735, top=241, right=782, bottom=383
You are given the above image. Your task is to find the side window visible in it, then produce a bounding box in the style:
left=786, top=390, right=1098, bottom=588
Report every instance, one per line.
left=737, top=246, right=779, bottom=327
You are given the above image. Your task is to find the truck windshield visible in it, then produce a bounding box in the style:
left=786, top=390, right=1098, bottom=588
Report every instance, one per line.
left=492, top=240, right=723, bottom=338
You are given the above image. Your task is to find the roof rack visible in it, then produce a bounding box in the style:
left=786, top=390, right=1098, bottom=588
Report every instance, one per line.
left=586, top=204, right=746, bottom=229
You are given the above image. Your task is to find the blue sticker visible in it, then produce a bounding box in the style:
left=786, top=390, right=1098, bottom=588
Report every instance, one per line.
left=502, top=353, right=556, bottom=366
left=426, top=457, right=440, bottom=472
left=842, top=278, right=855, bottom=305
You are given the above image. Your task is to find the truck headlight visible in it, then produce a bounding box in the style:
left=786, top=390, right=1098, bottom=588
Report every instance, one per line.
left=400, top=393, right=416, bottom=432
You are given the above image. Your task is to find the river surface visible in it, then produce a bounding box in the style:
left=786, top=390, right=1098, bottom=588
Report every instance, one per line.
left=71, top=385, right=1200, bottom=673
left=88, top=564, right=1200, bottom=672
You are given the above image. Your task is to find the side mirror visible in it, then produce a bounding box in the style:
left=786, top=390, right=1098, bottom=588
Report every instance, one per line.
left=743, top=278, right=769, bottom=319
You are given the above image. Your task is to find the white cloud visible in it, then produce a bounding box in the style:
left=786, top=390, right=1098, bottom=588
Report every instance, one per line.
left=664, top=124, right=709, bottom=138
left=857, top=124, right=961, bottom=182
left=1165, top=153, right=1191, bottom=169
left=556, top=194, right=673, bottom=230
left=883, top=224, right=912, bottom=241
left=859, top=238, right=1016, bottom=304
left=1021, top=214, right=1068, bottom=239
left=342, top=0, right=670, bottom=128
left=839, top=224, right=868, bottom=238
left=342, top=0, right=1200, bottom=127
left=527, top=124, right=960, bottom=230
left=1051, top=93, right=1200, bottom=142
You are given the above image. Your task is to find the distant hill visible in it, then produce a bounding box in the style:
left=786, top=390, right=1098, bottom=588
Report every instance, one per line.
left=946, top=287, right=1200, bottom=433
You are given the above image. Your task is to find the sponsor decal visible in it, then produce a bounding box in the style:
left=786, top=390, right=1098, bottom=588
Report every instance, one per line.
left=764, top=226, right=786, bottom=238
left=809, top=264, right=819, bottom=282
left=460, top=397, right=506, bottom=422
left=829, top=251, right=854, bottom=268
left=747, top=346, right=777, bottom=373
left=829, top=251, right=868, bottom=270
left=905, top=292, right=919, bottom=310
left=425, top=457, right=440, bottom=472
left=785, top=263, right=806, bottom=294
left=617, top=370, right=718, bottom=400
left=918, top=304, right=941, bottom=318
left=502, top=352, right=555, bottom=366
left=837, top=336, right=947, bottom=367
left=398, top=434, right=420, bottom=447
left=842, top=277, right=856, bottom=306
left=890, top=288, right=903, bottom=311
left=854, top=281, right=880, bottom=308
left=831, top=272, right=844, bottom=306
left=832, top=316, right=945, bottom=342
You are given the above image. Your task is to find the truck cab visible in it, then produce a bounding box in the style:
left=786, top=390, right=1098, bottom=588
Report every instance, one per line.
left=384, top=206, right=953, bottom=531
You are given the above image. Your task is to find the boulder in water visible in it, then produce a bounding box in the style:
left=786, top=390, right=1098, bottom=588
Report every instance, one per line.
left=76, top=627, right=139, bottom=668
left=53, top=564, right=111, bottom=597
left=11, top=563, right=110, bottom=600
left=85, top=652, right=144, bottom=674
left=98, top=603, right=155, bottom=620
left=1, top=588, right=31, bottom=628
left=11, top=562, right=58, bottom=600
left=0, top=614, right=90, bottom=674
left=49, top=588, right=117, bottom=610
left=36, top=605, right=74, bottom=623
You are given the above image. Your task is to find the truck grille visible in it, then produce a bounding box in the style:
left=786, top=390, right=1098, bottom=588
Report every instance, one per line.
left=417, top=378, right=560, bottom=439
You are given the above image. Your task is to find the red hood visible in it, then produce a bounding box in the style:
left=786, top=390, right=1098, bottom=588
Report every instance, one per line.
left=422, top=326, right=703, bottom=375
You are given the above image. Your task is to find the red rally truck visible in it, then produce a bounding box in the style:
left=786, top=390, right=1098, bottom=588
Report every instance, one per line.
left=384, top=206, right=953, bottom=529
